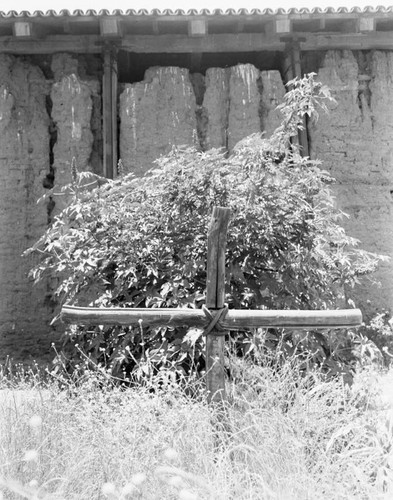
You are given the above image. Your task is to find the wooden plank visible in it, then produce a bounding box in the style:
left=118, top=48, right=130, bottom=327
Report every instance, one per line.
left=299, top=31, right=393, bottom=51
left=189, top=52, right=203, bottom=72
left=2, top=32, right=393, bottom=55
left=103, top=50, right=112, bottom=179
left=120, top=33, right=285, bottom=53
left=120, top=32, right=393, bottom=53
left=288, top=12, right=375, bottom=22
left=61, top=305, right=363, bottom=330
left=206, top=207, right=231, bottom=310
left=102, top=48, right=118, bottom=179
left=205, top=207, right=231, bottom=404
left=111, top=53, right=118, bottom=178
left=284, top=40, right=309, bottom=157
left=0, top=33, right=283, bottom=54
left=0, top=35, right=103, bottom=54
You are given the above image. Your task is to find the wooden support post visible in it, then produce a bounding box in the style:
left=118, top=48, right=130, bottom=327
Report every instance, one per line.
left=190, top=52, right=203, bottom=73
left=283, top=38, right=309, bottom=157
left=103, top=46, right=118, bottom=179
left=205, top=207, right=231, bottom=404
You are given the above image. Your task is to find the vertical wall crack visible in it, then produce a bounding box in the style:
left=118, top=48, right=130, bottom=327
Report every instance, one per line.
left=190, top=72, right=207, bottom=151
left=356, top=51, right=372, bottom=121
left=43, top=93, right=57, bottom=224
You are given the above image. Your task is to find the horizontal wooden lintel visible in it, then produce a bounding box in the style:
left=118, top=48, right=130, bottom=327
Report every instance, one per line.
left=0, top=34, right=103, bottom=53
left=1, top=31, right=393, bottom=54
left=122, top=33, right=284, bottom=52
left=61, top=305, right=362, bottom=330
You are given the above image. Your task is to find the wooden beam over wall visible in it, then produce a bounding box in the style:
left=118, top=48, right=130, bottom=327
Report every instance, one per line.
left=102, top=47, right=118, bottom=179
left=2, top=31, right=393, bottom=55
left=0, top=33, right=285, bottom=54
left=121, top=33, right=285, bottom=53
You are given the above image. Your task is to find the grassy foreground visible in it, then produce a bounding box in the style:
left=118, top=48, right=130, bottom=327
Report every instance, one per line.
left=0, top=358, right=392, bottom=500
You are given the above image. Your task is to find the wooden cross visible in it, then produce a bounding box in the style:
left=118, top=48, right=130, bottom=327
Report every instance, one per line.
left=61, top=207, right=362, bottom=403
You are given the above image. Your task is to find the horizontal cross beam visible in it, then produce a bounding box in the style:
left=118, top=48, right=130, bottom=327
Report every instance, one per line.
left=61, top=305, right=362, bottom=330
left=2, top=32, right=393, bottom=55
left=60, top=204, right=363, bottom=406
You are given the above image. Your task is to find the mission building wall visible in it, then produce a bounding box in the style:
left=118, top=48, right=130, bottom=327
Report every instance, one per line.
left=0, top=49, right=392, bottom=362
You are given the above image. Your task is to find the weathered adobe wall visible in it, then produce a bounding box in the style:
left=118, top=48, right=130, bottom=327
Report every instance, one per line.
left=0, top=54, right=51, bottom=362
left=3, top=52, right=393, bottom=363
left=309, top=50, right=393, bottom=319
left=120, top=59, right=393, bottom=318
left=120, top=64, right=285, bottom=174
left=51, top=54, right=100, bottom=213
left=120, top=67, right=199, bottom=177
left=1, top=59, right=285, bottom=364
left=0, top=53, right=101, bottom=363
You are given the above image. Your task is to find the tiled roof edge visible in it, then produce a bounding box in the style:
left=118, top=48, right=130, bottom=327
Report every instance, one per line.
left=1, top=6, right=393, bottom=18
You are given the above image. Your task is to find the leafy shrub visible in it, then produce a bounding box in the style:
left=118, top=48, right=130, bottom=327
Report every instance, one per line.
left=356, top=312, right=393, bottom=367
left=27, top=74, right=383, bottom=381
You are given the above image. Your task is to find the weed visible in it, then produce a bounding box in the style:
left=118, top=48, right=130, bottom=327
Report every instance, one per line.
left=0, top=357, right=392, bottom=499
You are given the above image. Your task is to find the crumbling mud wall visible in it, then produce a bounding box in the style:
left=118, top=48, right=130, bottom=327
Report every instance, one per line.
left=120, top=67, right=199, bottom=176
left=309, top=50, right=393, bottom=318
left=0, top=55, right=53, bottom=362
left=202, top=68, right=229, bottom=149
left=6, top=50, right=393, bottom=363
left=259, top=70, right=287, bottom=137
left=51, top=54, right=101, bottom=214
left=227, top=64, right=262, bottom=150
left=1, top=59, right=286, bottom=364
left=0, top=54, right=101, bottom=363
left=120, top=64, right=286, bottom=174
left=119, top=59, right=393, bottom=316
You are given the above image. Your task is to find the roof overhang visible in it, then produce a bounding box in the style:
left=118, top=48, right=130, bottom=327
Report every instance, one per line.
left=1, top=6, right=393, bottom=54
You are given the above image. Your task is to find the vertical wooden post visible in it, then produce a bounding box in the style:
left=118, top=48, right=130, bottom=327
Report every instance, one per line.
left=283, top=38, right=309, bottom=157
left=205, top=207, right=231, bottom=404
left=103, top=46, right=118, bottom=179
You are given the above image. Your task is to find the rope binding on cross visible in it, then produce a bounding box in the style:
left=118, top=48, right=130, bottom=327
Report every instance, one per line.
left=202, top=304, right=229, bottom=336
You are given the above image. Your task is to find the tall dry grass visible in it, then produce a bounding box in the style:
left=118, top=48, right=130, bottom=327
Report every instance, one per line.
left=0, top=357, right=391, bottom=499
